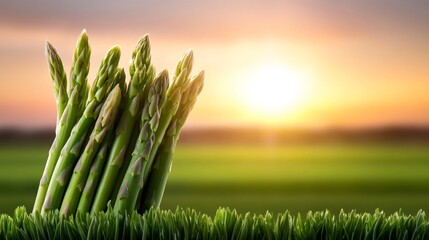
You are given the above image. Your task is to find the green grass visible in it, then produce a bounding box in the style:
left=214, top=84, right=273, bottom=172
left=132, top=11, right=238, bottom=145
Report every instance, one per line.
left=2, top=207, right=429, bottom=239
left=1, top=143, right=429, bottom=215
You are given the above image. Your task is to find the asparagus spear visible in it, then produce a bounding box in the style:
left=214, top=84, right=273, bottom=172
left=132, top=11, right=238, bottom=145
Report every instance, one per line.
left=76, top=131, right=112, bottom=213
left=113, top=70, right=169, bottom=213
left=45, top=41, right=68, bottom=121
left=91, top=36, right=155, bottom=213
left=60, top=85, right=122, bottom=216
left=109, top=74, right=154, bottom=205
left=141, top=71, right=204, bottom=210
left=69, top=30, right=92, bottom=118
left=33, top=30, right=91, bottom=213
left=108, top=121, right=139, bottom=205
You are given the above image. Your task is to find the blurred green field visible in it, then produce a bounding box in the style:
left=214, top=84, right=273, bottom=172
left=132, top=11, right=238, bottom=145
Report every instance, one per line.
left=1, top=143, right=429, bottom=216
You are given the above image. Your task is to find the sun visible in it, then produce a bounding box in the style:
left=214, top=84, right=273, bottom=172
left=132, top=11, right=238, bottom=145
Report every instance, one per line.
left=243, top=62, right=307, bottom=117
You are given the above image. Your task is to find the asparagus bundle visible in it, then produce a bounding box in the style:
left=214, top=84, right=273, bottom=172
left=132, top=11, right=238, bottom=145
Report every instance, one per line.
left=41, top=46, right=123, bottom=213
left=33, top=30, right=204, bottom=216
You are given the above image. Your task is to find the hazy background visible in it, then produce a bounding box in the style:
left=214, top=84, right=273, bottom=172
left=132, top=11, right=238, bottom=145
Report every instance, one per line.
left=0, top=0, right=428, bottom=215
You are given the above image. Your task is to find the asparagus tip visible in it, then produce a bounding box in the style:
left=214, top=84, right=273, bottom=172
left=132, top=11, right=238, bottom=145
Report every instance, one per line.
left=111, top=44, right=121, bottom=52
left=195, top=70, right=204, bottom=80
left=185, top=49, right=193, bottom=59
left=77, top=29, right=89, bottom=44
left=194, top=70, right=205, bottom=94
left=45, top=41, right=52, bottom=51
left=45, top=41, right=57, bottom=58
left=158, top=69, right=169, bottom=79
left=182, top=50, right=193, bottom=68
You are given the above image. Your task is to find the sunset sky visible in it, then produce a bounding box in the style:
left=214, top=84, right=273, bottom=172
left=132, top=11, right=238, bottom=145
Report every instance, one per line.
left=1, top=0, right=428, bottom=129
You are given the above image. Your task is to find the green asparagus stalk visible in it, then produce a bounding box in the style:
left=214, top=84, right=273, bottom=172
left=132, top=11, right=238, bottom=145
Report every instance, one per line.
left=109, top=74, right=155, bottom=205
left=69, top=30, right=91, bottom=118
left=33, top=30, right=91, bottom=213
left=141, top=71, right=204, bottom=210
left=108, top=110, right=143, bottom=206
left=76, top=131, right=112, bottom=213
left=60, top=86, right=122, bottom=216
left=35, top=87, right=79, bottom=211
left=109, top=95, right=150, bottom=203
left=113, top=70, right=169, bottom=213
left=91, top=36, right=155, bottom=213
left=45, top=41, right=68, bottom=121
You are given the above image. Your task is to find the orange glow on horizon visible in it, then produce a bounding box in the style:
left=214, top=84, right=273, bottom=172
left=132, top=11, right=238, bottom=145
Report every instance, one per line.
left=1, top=3, right=429, bottom=129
